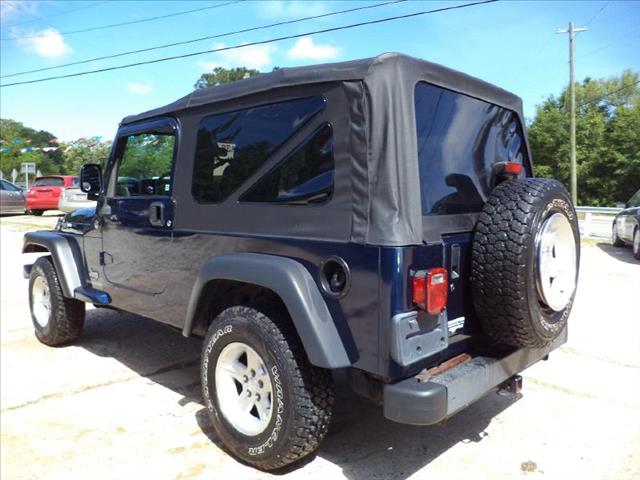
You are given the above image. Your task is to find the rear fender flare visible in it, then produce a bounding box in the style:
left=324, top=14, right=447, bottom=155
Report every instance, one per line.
left=183, top=253, right=352, bottom=369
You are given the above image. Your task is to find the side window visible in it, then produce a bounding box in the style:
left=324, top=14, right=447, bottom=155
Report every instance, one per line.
left=192, top=96, right=326, bottom=203
left=241, top=124, right=334, bottom=204
left=114, top=132, right=175, bottom=197
left=3, top=181, right=20, bottom=191
left=628, top=190, right=640, bottom=208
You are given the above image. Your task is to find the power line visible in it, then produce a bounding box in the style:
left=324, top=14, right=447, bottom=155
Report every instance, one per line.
left=2, top=1, right=108, bottom=29
left=585, top=1, right=610, bottom=27
left=0, top=0, right=499, bottom=88
left=1, top=1, right=244, bottom=41
left=578, top=80, right=640, bottom=108
left=1, top=0, right=406, bottom=79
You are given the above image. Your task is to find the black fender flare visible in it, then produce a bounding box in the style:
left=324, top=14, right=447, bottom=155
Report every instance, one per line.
left=23, top=231, right=85, bottom=298
left=183, top=253, right=352, bottom=369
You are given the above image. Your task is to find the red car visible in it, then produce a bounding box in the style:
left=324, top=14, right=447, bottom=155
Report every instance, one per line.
left=26, top=175, right=78, bottom=216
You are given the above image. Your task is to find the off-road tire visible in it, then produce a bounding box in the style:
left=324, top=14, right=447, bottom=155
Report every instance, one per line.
left=471, top=178, right=580, bottom=348
left=201, top=305, right=334, bottom=471
left=29, top=256, right=85, bottom=346
left=612, top=223, right=625, bottom=247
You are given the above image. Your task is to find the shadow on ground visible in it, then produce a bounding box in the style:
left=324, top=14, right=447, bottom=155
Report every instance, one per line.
left=78, top=308, right=519, bottom=480
left=595, top=242, right=638, bottom=265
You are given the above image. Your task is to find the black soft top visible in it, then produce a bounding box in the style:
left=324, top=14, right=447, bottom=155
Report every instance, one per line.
left=122, top=52, right=523, bottom=125
left=121, top=53, right=529, bottom=246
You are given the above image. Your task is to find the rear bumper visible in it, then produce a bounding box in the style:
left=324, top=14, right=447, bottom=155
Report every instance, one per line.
left=26, top=198, right=59, bottom=210
left=383, top=329, right=567, bottom=425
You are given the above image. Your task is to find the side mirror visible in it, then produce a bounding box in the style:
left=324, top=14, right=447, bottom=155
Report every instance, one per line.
left=80, top=163, right=103, bottom=201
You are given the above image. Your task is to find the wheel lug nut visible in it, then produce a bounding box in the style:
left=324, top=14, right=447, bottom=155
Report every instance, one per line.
left=258, top=380, right=264, bottom=388
left=255, top=393, right=261, bottom=401
left=251, top=369, right=256, bottom=377
left=243, top=375, right=248, bottom=383
left=246, top=390, right=251, bottom=397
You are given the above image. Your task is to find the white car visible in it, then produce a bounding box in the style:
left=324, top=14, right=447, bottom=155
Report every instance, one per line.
left=57, top=187, right=96, bottom=213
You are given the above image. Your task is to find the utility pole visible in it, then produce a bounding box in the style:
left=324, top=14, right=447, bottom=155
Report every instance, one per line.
left=556, top=21, right=587, bottom=206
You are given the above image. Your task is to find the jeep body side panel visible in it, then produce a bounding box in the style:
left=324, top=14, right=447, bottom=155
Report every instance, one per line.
left=183, top=253, right=352, bottom=369
left=23, top=231, right=85, bottom=298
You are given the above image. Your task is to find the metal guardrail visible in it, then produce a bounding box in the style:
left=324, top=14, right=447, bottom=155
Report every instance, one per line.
left=575, top=206, right=622, bottom=239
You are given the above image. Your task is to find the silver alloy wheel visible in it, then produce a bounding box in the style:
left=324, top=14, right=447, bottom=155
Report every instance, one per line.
left=634, top=229, right=640, bottom=256
left=32, top=275, right=51, bottom=328
left=215, top=342, right=274, bottom=436
left=535, top=213, right=577, bottom=312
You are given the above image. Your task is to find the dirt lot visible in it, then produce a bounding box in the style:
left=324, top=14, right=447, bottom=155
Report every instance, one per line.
left=1, top=212, right=639, bottom=480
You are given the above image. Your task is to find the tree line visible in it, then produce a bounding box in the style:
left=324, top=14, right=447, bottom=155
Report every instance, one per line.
left=2, top=67, right=637, bottom=205
left=0, top=118, right=111, bottom=184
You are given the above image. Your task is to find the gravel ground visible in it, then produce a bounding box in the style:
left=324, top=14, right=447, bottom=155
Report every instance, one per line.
left=1, top=212, right=639, bottom=480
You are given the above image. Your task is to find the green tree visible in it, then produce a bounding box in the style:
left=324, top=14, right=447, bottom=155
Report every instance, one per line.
left=528, top=70, right=640, bottom=206
left=194, top=66, right=260, bottom=89
left=63, top=137, right=112, bottom=176
left=0, top=119, right=62, bottom=182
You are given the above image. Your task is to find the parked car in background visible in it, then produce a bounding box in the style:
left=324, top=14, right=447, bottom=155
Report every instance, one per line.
left=58, top=186, right=96, bottom=213
left=612, top=188, right=640, bottom=259
left=26, top=175, right=78, bottom=216
left=0, top=179, right=26, bottom=215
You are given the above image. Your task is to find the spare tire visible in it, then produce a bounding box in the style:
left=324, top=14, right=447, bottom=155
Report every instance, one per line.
left=471, top=178, right=580, bottom=348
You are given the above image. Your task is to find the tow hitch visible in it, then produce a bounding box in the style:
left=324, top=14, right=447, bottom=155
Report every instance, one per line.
left=497, top=375, right=523, bottom=396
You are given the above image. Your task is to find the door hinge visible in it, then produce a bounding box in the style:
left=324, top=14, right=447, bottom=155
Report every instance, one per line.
left=99, top=251, right=113, bottom=266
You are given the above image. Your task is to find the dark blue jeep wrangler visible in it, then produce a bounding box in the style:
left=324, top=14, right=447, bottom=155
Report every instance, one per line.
left=23, top=53, right=580, bottom=470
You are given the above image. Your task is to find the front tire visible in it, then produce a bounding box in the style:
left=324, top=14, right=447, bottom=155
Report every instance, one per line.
left=29, top=209, right=44, bottom=216
left=633, top=228, right=640, bottom=260
left=201, top=305, right=334, bottom=471
left=29, top=256, right=85, bottom=346
left=612, top=223, right=625, bottom=247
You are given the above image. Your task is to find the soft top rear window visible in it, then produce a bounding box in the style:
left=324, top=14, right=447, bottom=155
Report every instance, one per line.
left=414, top=82, right=527, bottom=216
left=33, top=177, right=64, bottom=187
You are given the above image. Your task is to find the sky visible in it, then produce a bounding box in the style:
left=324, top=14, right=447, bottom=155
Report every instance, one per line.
left=0, top=0, right=639, bottom=141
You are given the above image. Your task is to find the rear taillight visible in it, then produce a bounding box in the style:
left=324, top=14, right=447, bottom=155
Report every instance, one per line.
left=412, top=267, right=448, bottom=315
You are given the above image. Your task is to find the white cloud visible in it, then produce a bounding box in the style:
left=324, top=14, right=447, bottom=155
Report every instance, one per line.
left=126, top=82, right=153, bottom=95
left=0, top=1, right=40, bottom=24
left=197, top=43, right=276, bottom=71
left=16, top=28, right=72, bottom=58
left=260, top=1, right=327, bottom=19
left=287, top=37, right=340, bottom=61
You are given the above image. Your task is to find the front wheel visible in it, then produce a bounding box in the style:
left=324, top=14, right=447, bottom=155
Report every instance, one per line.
left=201, top=305, right=334, bottom=471
left=29, top=256, right=85, bottom=346
left=612, top=223, right=625, bottom=247
left=633, top=228, right=640, bottom=260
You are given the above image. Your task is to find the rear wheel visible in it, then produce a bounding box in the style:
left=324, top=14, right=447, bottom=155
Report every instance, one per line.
left=29, top=257, right=85, bottom=346
left=28, top=209, right=44, bottom=216
left=612, top=223, right=625, bottom=247
left=201, top=305, right=334, bottom=471
left=472, top=178, right=580, bottom=348
left=633, top=228, right=640, bottom=260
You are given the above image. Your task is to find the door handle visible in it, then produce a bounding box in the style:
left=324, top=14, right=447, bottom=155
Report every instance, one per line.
left=149, top=201, right=164, bottom=227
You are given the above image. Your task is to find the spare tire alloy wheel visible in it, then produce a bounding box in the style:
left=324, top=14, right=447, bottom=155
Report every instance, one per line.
left=472, top=178, right=580, bottom=348
left=535, top=213, right=577, bottom=312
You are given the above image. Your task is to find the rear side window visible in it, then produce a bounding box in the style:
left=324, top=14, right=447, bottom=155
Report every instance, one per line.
left=33, top=177, right=64, bottom=187
left=241, top=124, right=334, bottom=205
left=192, top=96, right=326, bottom=203
left=414, top=82, right=527, bottom=215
